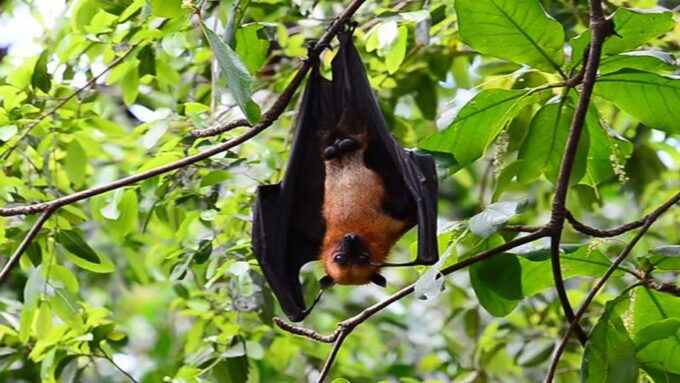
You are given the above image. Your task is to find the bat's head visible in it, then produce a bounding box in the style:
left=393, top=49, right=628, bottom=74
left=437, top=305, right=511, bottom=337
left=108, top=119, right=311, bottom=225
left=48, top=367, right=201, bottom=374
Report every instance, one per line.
left=320, top=233, right=387, bottom=286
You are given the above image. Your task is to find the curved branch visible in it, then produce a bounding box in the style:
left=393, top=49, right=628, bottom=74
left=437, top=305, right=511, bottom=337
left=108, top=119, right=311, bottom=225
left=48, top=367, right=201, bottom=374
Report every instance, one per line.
left=0, top=208, right=55, bottom=284
left=544, top=191, right=680, bottom=382
left=546, top=0, right=611, bottom=346
left=565, top=210, right=646, bottom=237
left=0, top=0, right=368, bottom=219
left=191, top=118, right=251, bottom=137
left=273, top=317, right=338, bottom=343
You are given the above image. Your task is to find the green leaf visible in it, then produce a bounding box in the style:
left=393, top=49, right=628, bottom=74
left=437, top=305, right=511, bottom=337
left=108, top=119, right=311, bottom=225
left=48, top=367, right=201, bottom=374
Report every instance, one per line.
left=468, top=200, right=527, bottom=238
left=385, top=25, right=407, bottom=74
left=202, top=22, right=261, bottom=123
left=0, top=125, right=18, bottom=142
left=594, top=70, right=680, bottom=134
left=108, top=189, right=139, bottom=241
left=518, top=246, right=624, bottom=296
left=51, top=265, right=79, bottom=293
left=649, top=246, right=680, bottom=270
left=147, top=0, right=190, bottom=18
left=517, top=99, right=589, bottom=184
left=19, top=304, right=36, bottom=343
left=137, top=44, right=156, bottom=77
left=420, top=89, right=542, bottom=166
left=35, top=301, right=53, bottom=338
left=49, top=288, right=85, bottom=331
left=632, top=287, right=680, bottom=374
left=200, top=170, right=231, bottom=187
left=212, top=356, right=249, bottom=383
left=470, top=252, right=523, bottom=317
left=56, top=230, right=100, bottom=264
left=193, top=240, right=212, bottom=265
left=606, top=8, right=675, bottom=55
left=235, top=24, right=270, bottom=74
left=571, top=8, right=675, bottom=67
left=184, top=102, right=210, bottom=115
left=57, top=230, right=116, bottom=273
left=31, top=50, right=51, bottom=93
left=184, top=319, right=206, bottom=355
left=121, top=66, right=139, bottom=106
left=581, top=297, right=638, bottom=383
left=65, top=139, right=87, bottom=188
left=634, top=319, right=680, bottom=352
left=455, top=0, right=565, bottom=73
left=599, top=51, right=677, bottom=74
left=161, top=32, right=187, bottom=57
left=583, top=104, right=633, bottom=186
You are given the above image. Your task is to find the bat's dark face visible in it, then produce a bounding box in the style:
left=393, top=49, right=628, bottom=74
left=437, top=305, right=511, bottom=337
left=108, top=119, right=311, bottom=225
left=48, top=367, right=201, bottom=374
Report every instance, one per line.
left=331, top=233, right=371, bottom=266
left=320, top=232, right=385, bottom=285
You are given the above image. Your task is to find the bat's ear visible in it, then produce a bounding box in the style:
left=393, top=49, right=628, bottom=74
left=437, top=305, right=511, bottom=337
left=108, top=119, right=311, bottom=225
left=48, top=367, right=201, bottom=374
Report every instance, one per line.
left=371, top=273, right=387, bottom=288
left=319, top=275, right=335, bottom=289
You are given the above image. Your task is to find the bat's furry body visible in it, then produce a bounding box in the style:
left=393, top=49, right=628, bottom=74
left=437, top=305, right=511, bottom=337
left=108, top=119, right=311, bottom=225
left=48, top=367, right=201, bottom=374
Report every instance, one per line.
left=320, top=134, right=412, bottom=285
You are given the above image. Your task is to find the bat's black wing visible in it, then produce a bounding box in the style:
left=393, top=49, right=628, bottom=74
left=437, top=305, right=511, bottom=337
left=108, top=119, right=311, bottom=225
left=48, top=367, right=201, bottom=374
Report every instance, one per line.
left=252, top=58, right=331, bottom=322
left=332, top=29, right=439, bottom=268
left=252, top=25, right=438, bottom=322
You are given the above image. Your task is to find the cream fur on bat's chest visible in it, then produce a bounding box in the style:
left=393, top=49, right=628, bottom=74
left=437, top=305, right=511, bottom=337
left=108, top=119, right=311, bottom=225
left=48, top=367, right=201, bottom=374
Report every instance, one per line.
left=323, top=152, right=385, bottom=223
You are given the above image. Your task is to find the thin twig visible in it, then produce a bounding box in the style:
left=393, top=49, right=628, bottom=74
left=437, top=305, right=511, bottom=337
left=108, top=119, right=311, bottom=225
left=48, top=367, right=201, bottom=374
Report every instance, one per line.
left=191, top=118, right=251, bottom=137
left=273, top=317, right=338, bottom=343
left=96, top=347, right=139, bottom=383
left=565, top=209, right=646, bottom=237
left=0, top=0, right=368, bottom=219
left=546, top=0, right=611, bottom=346
left=645, top=280, right=680, bottom=297
left=0, top=208, right=55, bottom=284
left=1, top=44, right=140, bottom=161
left=503, top=225, right=543, bottom=233
left=316, top=331, right=348, bottom=382
left=544, top=192, right=680, bottom=382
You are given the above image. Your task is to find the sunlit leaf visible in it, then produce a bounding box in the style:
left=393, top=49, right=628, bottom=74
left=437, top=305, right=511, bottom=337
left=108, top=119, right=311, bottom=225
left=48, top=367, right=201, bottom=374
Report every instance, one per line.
left=595, top=70, right=680, bottom=134
left=456, top=0, right=565, bottom=73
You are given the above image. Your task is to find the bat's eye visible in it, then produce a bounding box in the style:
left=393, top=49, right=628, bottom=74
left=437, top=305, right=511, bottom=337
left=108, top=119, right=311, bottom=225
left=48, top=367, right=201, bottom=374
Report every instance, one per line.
left=357, top=254, right=369, bottom=263
left=333, top=254, right=348, bottom=264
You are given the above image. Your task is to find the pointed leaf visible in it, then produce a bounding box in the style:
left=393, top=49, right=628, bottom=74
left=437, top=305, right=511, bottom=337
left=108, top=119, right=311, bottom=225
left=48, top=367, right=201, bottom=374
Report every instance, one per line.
left=420, top=89, right=543, bottom=166
left=455, top=0, right=565, bottom=73
left=31, top=50, right=51, bottom=93
left=595, top=70, right=680, bottom=134
left=202, top=23, right=261, bottom=123
left=582, top=297, right=638, bottom=383
left=468, top=200, right=527, bottom=238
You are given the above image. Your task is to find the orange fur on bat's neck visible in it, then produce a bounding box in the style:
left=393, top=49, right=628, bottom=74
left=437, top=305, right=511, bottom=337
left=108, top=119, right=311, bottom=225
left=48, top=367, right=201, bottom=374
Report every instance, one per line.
left=319, top=132, right=412, bottom=285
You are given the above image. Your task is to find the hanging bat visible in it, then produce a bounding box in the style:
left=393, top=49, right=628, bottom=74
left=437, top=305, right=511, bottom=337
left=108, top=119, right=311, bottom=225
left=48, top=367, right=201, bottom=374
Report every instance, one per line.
left=252, top=26, right=438, bottom=322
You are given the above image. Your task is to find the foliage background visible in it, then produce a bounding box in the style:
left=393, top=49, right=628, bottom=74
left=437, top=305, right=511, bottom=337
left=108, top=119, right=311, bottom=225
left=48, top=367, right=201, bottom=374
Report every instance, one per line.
left=0, top=0, right=679, bottom=382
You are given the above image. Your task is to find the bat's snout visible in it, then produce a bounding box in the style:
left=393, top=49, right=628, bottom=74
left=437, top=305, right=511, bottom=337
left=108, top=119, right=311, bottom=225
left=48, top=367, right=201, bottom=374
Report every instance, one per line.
left=332, top=233, right=371, bottom=266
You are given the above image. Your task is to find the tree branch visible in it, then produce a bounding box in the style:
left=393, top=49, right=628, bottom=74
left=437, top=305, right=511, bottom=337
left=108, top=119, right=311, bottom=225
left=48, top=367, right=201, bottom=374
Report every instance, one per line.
left=503, top=225, right=543, bottom=233
left=0, top=208, right=55, bottom=284
left=565, top=209, right=647, bottom=237
left=276, top=229, right=551, bottom=382
left=191, top=118, right=251, bottom=137
left=546, top=0, right=610, bottom=346
left=544, top=191, right=680, bottom=382
left=0, top=43, right=140, bottom=161
left=645, top=280, right=680, bottom=297
left=273, top=317, right=338, bottom=343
